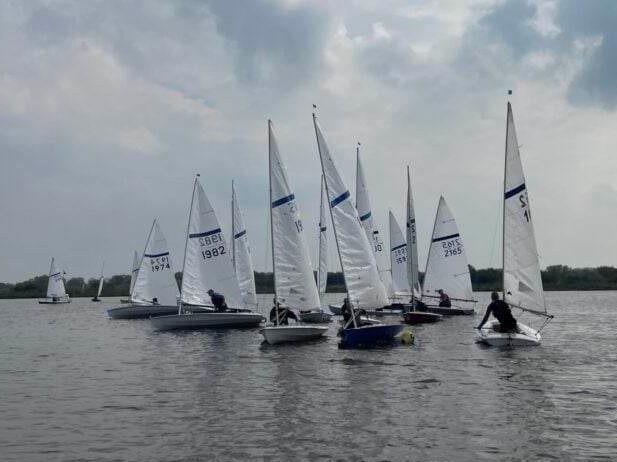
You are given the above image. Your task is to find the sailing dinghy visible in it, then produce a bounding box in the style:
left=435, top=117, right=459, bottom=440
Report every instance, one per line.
left=151, top=177, right=264, bottom=331
left=477, top=102, right=553, bottom=347
left=260, top=120, right=329, bottom=344
left=402, top=166, right=442, bottom=324
left=108, top=220, right=180, bottom=319
left=38, top=257, right=71, bottom=304
left=313, top=113, right=403, bottom=347
left=421, top=197, right=475, bottom=315
left=91, top=262, right=104, bottom=302
left=120, top=250, right=140, bottom=304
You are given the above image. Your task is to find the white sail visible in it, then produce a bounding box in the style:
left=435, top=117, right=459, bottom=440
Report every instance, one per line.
left=232, top=182, right=258, bottom=307
left=422, top=197, right=473, bottom=301
left=46, top=257, right=67, bottom=298
left=406, top=166, right=421, bottom=296
left=318, top=175, right=328, bottom=295
left=503, top=102, right=545, bottom=313
left=313, top=115, right=388, bottom=308
left=180, top=178, right=243, bottom=308
left=128, top=250, right=139, bottom=296
left=132, top=219, right=180, bottom=306
left=389, top=211, right=410, bottom=295
left=269, top=120, right=321, bottom=311
left=96, top=262, right=105, bottom=298
left=355, top=147, right=390, bottom=288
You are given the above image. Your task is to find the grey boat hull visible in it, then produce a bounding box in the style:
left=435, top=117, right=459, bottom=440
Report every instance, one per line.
left=151, top=312, right=265, bottom=331
left=107, top=305, right=178, bottom=319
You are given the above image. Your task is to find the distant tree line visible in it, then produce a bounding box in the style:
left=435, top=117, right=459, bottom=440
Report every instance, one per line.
left=2, top=265, right=617, bottom=299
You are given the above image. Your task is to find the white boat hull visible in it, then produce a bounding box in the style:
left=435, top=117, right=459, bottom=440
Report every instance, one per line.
left=477, top=320, right=541, bottom=347
left=260, top=325, right=329, bottom=344
left=38, top=297, right=71, bottom=304
left=151, top=312, right=265, bottom=331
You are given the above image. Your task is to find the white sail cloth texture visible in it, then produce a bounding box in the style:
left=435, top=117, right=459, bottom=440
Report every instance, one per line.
left=503, top=102, right=545, bottom=313
left=180, top=180, right=243, bottom=308
left=47, top=258, right=67, bottom=298
left=389, top=211, right=411, bottom=296
left=313, top=115, right=388, bottom=308
left=422, top=197, right=473, bottom=301
left=132, top=220, right=180, bottom=306
left=232, top=184, right=258, bottom=307
left=269, top=121, right=321, bottom=311
left=318, top=176, right=329, bottom=295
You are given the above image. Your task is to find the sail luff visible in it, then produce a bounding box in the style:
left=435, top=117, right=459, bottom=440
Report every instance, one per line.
left=406, top=166, right=420, bottom=297
left=129, top=250, right=139, bottom=296
left=232, top=181, right=258, bottom=307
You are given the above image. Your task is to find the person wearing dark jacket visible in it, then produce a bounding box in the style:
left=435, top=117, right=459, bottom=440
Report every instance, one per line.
left=437, top=289, right=451, bottom=308
left=477, top=291, right=518, bottom=333
left=207, top=289, right=228, bottom=311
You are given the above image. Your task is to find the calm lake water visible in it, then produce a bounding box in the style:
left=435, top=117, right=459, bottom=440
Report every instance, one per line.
left=0, top=292, right=615, bottom=461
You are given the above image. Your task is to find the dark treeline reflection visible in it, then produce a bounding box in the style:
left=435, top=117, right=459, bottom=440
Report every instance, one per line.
left=2, top=265, right=617, bottom=299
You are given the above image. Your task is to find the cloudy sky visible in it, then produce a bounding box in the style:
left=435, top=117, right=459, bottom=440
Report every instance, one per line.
left=1, top=0, right=616, bottom=282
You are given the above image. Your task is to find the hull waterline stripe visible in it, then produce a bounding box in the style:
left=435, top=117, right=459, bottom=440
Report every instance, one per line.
left=505, top=183, right=526, bottom=199
left=144, top=252, right=170, bottom=258
left=432, top=233, right=460, bottom=243
left=391, top=243, right=406, bottom=252
left=359, top=212, right=372, bottom=221
left=331, top=191, right=350, bottom=208
left=234, top=230, right=246, bottom=239
left=271, top=194, right=295, bottom=208
left=189, top=228, right=221, bottom=238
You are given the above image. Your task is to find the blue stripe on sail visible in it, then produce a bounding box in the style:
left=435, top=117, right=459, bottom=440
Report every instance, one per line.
left=189, top=228, right=221, bottom=238
left=330, top=191, right=350, bottom=208
left=50, top=272, right=62, bottom=277
left=320, top=226, right=327, bottom=232
left=144, top=252, right=169, bottom=258
left=234, top=230, right=246, bottom=239
left=432, top=233, right=460, bottom=243
left=505, top=183, right=526, bottom=199
left=271, top=194, right=295, bottom=208
left=391, top=243, right=406, bottom=252
left=359, top=211, right=372, bottom=221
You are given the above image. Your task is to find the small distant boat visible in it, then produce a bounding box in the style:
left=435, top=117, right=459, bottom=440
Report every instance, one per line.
left=477, top=102, right=553, bottom=347
left=260, top=120, right=328, bottom=344
left=108, top=220, right=180, bottom=319
left=402, top=167, right=441, bottom=325
left=313, top=113, right=403, bottom=347
left=91, top=262, right=104, bottom=302
left=120, top=250, right=140, bottom=304
left=38, top=257, right=71, bottom=304
left=300, top=175, right=332, bottom=324
left=151, top=176, right=264, bottom=331
left=421, top=197, right=475, bottom=316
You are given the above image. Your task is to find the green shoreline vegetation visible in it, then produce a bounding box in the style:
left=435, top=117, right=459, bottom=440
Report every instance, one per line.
left=1, top=265, right=617, bottom=299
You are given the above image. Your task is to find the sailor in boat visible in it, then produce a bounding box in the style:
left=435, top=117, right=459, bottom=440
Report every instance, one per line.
left=207, top=289, right=229, bottom=312
left=413, top=298, right=429, bottom=311
left=476, top=291, right=518, bottom=333
left=269, top=298, right=298, bottom=325
left=152, top=297, right=159, bottom=305
left=341, top=298, right=370, bottom=327
left=437, top=289, right=451, bottom=308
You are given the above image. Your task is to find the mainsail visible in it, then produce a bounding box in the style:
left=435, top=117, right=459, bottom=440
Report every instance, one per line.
left=318, top=175, right=328, bottom=295
left=422, top=197, right=473, bottom=301
left=503, top=102, right=545, bottom=313
left=132, top=219, right=180, bottom=306
left=232, top=182, right=258, bottom=307
left=269, top=120, right=321, bottom=311
left=313, top=114, right=388, bottom=308
left=46, top=257, right=67, bottom=298
left=96, top=262, right=105, bottom=298
left=128, top=250, right=139, bottom=296
left=180, top=178, right=243, bottom=308
left=355, top=146, right=390, bottom=288
left=389, top=211, right=410, bottom=295
left=406, top=166, right=421, bottom=297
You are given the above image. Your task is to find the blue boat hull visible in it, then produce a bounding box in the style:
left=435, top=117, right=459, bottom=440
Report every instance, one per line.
left=339, top=324, right=405, bottom=348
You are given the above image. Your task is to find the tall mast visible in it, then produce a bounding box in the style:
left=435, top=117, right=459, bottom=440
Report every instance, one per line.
left=317, top=175, right=324, bottom=292
left=268, top=120, right=278, bottom=324
left=179, top=176, right=199, bottom=312
left=502, top=103, right=509, bottom=299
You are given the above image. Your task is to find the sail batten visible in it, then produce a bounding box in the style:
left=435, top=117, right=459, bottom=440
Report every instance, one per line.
left=502, top=102, right=546, bottom=313
left=313, top=115, right=388, bottom=308
left=232, top=182, right=258, bottom=308
left=132, top=220, right=179, bottom=306
left=269, top=121, right=321, bottom=311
